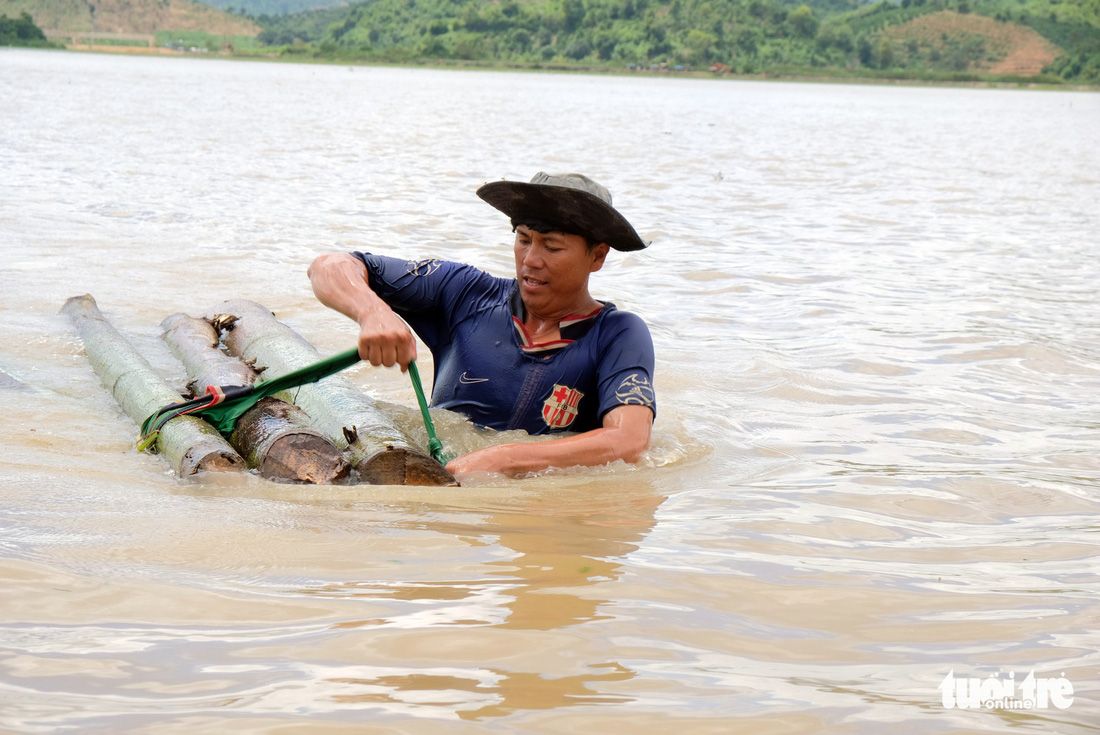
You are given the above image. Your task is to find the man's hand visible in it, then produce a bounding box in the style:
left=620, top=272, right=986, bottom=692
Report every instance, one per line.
left=309, top=253, right=417, bottom=372
left=446, top=404, right=653, bottom=478
left=446, top=443, right=523, bottom=476
left=356, top=304, right=416, bottom=372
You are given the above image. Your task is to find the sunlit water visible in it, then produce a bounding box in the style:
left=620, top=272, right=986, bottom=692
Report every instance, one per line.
left=1, top=48, right=1099, bottom=733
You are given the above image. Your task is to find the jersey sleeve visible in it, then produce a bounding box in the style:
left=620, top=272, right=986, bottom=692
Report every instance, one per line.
left=596, top=310, right=657, bottom=423
left=350, top=252, right=501, bottom=350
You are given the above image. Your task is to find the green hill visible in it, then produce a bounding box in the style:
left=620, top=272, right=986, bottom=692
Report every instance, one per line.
left=252, top=2, right=355, bottom=44
left=0, top=11, right=57, bottom=46
left=1, top=0, right=259, bottom=37
left=12, top=0, right=1098, bottom=82
left=246, top=0, right=1097, bottom=82
left=198, top=0, right=349, bottom=15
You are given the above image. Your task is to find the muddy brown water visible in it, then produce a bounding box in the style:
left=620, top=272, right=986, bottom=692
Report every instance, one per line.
left=1, top=48, right=1099, bottom=733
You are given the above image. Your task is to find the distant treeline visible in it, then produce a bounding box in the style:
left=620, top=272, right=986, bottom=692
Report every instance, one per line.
left=207, top=0, right=347, bottom=15
left=0, top=12, right=56, bottom=47
left=241, top=0, right=1099, bottom=82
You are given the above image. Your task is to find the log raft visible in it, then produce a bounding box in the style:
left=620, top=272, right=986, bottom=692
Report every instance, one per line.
left=161, top=313, right=350, bottom=485
left=62, top=295, right=245, bottom=477
left=209, top=299, right=456, bottom=486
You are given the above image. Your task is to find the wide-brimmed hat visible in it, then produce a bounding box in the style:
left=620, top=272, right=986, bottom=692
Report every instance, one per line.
left=476, top=172, right=648, bottom=252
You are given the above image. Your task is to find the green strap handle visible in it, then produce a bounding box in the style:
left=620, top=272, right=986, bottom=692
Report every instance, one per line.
left=408, top=359, right=447, bottom=465
left=140, top=347, right=362, bottom=445
left=141, top=347, right=449, bottom=467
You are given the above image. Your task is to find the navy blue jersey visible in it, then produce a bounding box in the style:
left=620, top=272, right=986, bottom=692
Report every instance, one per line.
left=352, top=252, right=656, bottom=435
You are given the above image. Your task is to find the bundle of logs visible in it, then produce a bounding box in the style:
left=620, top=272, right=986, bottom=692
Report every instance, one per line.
left=62, top=294, right=456, bottom=487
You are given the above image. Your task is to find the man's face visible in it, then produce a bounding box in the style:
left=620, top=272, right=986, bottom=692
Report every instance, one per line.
left=513, top=225, right=609, bottom=316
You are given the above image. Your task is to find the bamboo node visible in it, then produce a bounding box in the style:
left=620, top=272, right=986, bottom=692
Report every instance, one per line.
left=210, top=313, right=238, bottom=333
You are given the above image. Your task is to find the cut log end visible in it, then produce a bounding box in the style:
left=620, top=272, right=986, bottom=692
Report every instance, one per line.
left=232, top=398, right=351, bottom=484
left=258, top=432, right=351, bottom=484
left=406, top=453, right=459, bottom=487
left=180, top=444, right=248, bottom=476
left=61, top=294, right=97, bottom=315
left=358, top=446, right=458, bottom=487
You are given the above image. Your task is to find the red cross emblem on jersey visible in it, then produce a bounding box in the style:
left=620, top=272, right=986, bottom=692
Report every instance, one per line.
left=542, top=384, right=584, bottom=428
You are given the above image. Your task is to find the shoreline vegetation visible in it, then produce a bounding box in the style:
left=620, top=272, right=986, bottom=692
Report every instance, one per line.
left=15, top=42, right=1099, bottom=92
left=3, top=0, right=1098, bottom=91
left=13, top=41, right=1100, bottom=92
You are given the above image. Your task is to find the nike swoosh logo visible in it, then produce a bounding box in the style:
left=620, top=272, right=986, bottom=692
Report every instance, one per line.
left=459, top=372, right=489, bottom=384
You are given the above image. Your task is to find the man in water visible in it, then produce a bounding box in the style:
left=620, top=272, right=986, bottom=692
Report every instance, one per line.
left=308, top=172, right=656, bottom=476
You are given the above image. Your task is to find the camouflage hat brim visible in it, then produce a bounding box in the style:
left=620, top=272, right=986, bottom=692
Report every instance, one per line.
left=476, top=175, right=648, bottom=252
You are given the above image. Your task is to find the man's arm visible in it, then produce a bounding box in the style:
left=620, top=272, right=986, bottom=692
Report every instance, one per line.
left=308, top=253, right=417, bottom=371
left=445, top=404, right=653, bottom=477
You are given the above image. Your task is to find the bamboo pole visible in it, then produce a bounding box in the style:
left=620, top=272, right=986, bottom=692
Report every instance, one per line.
left=61, top=295, right=245, bottom=477
left=208, top=299, right=456, bottom=486
left=161, top=313, right=350, bottom=484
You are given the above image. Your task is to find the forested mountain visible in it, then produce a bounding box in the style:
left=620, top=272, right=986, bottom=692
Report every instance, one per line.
left=10, top=0, right=1097, bottom=83
left=200, top=0, right=348, bottom=14
left=0, top=11, right=56, bottom=46
left=1, top=0, right=258, bottom=35
left=246, top=0, right=1098, bottom=82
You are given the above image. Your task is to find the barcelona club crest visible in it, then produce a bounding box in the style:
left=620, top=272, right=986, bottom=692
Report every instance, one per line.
left=542, top=384, right=584, bottom=428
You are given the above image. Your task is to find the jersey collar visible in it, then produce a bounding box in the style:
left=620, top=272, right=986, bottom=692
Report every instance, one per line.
left=509, top=286, right=605, bottom=355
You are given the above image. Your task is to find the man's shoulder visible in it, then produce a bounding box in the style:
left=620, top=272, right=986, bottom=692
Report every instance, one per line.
left=596, top=303, right=651, bottom=335
left=353, top=252, right=510, bottom=290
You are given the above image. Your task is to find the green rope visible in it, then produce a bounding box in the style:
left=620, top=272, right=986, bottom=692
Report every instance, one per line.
left=408, top=359, right=447, bottom=465
left=139, top=347, right=362, bottom=447
left=140, top=347, right=449, bottom=467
